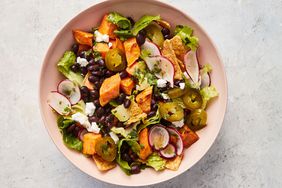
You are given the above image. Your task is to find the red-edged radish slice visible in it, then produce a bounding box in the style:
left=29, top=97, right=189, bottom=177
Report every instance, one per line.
left=47, top=91, right=71, bottom=115
left=149, top=125, right=170, bottom=150
left=184, top=50, right=199, bottom=83
left=200, top=71, right=211, bottom=88
left=145, top=56, right=174, bottom=87
left=57, top=79, right=81, bottom=105
left=159, top=143, right=176, bottom=159
left=78, top=129, right=88, bottom=141
left=141, top=40, right=161, bottom=57
left=166, top=127, right=184, bottom=155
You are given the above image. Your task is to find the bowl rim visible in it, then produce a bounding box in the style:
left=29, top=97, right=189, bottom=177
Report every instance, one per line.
left=39, top=0, right=228, bottom=186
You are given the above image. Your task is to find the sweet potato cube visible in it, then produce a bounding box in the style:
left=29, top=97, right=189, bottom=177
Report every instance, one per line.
left=136, top=86, right=153, bottom=113
left=98, top=14, right=117, bottom=39
left=124, top=38, right=140, bottom=67
left=93, top=43, right=110, bottom=58
left=73, top=30, right=93, bottom=47
left=120, top=77, right=135, bottom=95
left=179, top=125, right=199, bottom=148
left=82, top=133, right=102, bottom=155
left=139, top=128, right=153, bottom=160
left=99, top=74, right=121, bottom=106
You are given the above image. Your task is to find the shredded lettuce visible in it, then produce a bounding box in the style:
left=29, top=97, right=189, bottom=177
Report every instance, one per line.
left=174, top=25, right=199, bottom=51
left=57, top=116, right=74, bottom=130
left=114, top=30, right=134, bottom=40
left=138, top=109, right=160, bottom=132
left=132, top=15, right=161, bottom=35
left=200, top=86, right=219, bottom=109
left=57, top=51, right=83, bottom=85
left=146, top=153, right=166, bottom=171
left=201, top=64, right=212, bottom=74
left=107, top=12, right=131, bottom=30
left=71, top=100, right=85, bottom=114
left=111, top=127, right=131, bottom=138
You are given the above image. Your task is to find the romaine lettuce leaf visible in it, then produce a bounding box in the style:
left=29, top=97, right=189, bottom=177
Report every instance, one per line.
left=200, top=86, right=219, bottom=109
left=107, top=12, right=131, bottom=30
left=174, top=25, right=199, bottom=51
left=57, top=51, right=83, bottom=85
left=132, top=15, right=161, bottom=35
left=146, top=153, right=166, bottom=171
left=57, top=116, right=74, bottom=130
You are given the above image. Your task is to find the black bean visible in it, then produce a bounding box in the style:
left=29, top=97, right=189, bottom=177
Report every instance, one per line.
left=89, top=90, right=99, bottom=99
left=88, top=59, right=95, bottom=65
left=136, top=33, right=145, bottom=46
left=96, top=107, right=104, bottom=118
left=93, top=99, right=100, bottom=107
left=105, top=70, right=114, bottom=77
left=148, top=111, right=156, bottom=118
left=161, top=28, right=170, bottom=36
left=86, top=55, right=93, bottom=62
left=151, top=99, right=156, bottom=106
left=154, top=94, right=161, bottom=101
left=96, top=59, right=105, bottom=67
left=124, top=99, right=131, bottom=108
left=174, top=80, right=181, bottom=86
left=70, top=63, right=80, bottom=72
left=92, top=70, right=103, bottom=77
left=119, top=93, right=126, bottom=101
left=127, top=16, right=135, bottom=26
left=87, top=64, right=96, bottom=72
left=112, top=117, right=118, bottom=127
left=71, top=43, right=79, bottom=54
left=80, top=67, right=88, bottom=76
left=121, top=153, right=133, bottom=164
left=131, top=165, right=141, bottom=174
left=139, top=29, right=146, bottom=36
left=79, top=51, right=86, bottom=58
left=66, top=124, right=76, bottom=133
left=73, top=126, right=81, bottom=137
left=88, top=75, right=97, bottom=83
left=160, top=118, right=172, bottom=126
left=164, top=34, right=171, bottom=40
left=152, top=103, right=158, bottom=111
left=117, top=122, right=124, bottom=127
left=119, top=71, right=128, bottom=79
left=94, top=81, right=101, bottom=89
left=80, top=86, right=89, bottom=94
left=89, top=116, right=99, bottom=123
left=106, top=114, right=114, bottom=123
left=99, top=115, right=106, bottom=124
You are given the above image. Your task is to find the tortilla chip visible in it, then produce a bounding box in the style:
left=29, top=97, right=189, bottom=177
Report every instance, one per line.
left=170, top=35, right=188, bottom=57
left=177, top=58, right=186, bottom=72
left=165, top=154, right=183, bottom=171
left=126, top=100, right=147, bottom=125
left=162, top=40, right=182, bottom=80
left=92, top=154, right=116, bottom=171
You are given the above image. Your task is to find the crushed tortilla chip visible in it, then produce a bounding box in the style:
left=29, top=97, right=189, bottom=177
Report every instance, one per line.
left=170, top=35, right=188, bottom=58
left=126, top=100, right=147, bottom=125
left=165, top=154, right=183, bottom=171
left=162, top=40, right=183, bottom=80
left=177, top=58, right=186, bottom=71
left=83, top=72, right=94, bottom=90
left=92, top=154, right=116, bottom=171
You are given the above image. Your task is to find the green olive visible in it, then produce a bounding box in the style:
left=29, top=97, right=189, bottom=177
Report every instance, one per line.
left=105, top=48, right=126, bottom=72
left=159, top=102, right=184, bottom=122
left=145, top=24, right=164, bottom=47
left=186, top=109, right=207, bottom=131
left=167, top=88, right=187, bottom=99
left=182, top=89, right=203, bottom=110
left=95, top=136, right=117, bottom=162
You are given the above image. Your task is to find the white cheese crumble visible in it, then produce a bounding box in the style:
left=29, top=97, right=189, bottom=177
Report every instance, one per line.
left=109, top=131, right=119, bottom=144
left=179, top=82, right=185, bottom=90
left=161, top=93, right=170, bottom=100
left=85, top=102, right=96, bottom=116
left=94, top=30, right=109, bottom=43
left=172, top=119, right=184, bottom=128
left=76, top=57, right=89, bottom=67
left=87, top=122, right=100, bottom=133
left=71, top=112, right=90, bottom=128
left=157, top=79, right=167, bottom=88
left=108, top=42, right=113, bottom=48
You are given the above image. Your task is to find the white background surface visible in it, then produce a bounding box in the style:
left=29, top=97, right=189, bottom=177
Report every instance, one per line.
left=1, top=0, right=282, bottom=187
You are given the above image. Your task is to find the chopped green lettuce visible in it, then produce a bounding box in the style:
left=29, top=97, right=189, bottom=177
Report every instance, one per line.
left=138, top=109, right=160, bottom=132
left=111, top=127, right=131, bottom=138
left=71, top=100, right=85, bottom=114
left=57, top=51, right=83, bottom=85
left=114, top=30, right=134, bottom=41
left=132, top=15, right=161, bottom=35
left=107, top=12, right=131, bottom=30
left=111, top=104, right=130, bottom=122
left=174, top=25, right=199, bottom=51
left=200, top=86, right=219, bottom=109
left=57, top=116, right=74, bottom=130
left=201, top=64, right=212, bottom=74
left=146, top=153, right=166, bottom=171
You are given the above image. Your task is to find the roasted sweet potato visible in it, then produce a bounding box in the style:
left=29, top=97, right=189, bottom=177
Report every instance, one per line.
left=124, top=38, right=140, bottom=67
left=99, top=74, right=121, bottom=106
left=98, top=14, right=117, bottom=39
left=78, top=44, right=91, bottom=53
left=120, top=77, right=135, bottom=95
left=82, top=133, right=102, bottom=155
left=136, top=86, right=153, bottom=113
left=179, top=125, right=199, bottom=148
left=111, top=38, right=124, bottom=52
left=93, top=43, right=110, bottom=58
left=139, top=128, right=153, bottom=160
left=73, top=30, right=93, bottom=47
left=126, top=61, right=146, bottom=75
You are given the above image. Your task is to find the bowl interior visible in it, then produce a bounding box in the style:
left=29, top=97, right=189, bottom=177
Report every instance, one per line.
left=39, top=0, right=227, bottom=186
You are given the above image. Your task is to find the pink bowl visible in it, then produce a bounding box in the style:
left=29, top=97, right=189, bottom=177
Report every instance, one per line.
left=39, top=0, right=227, bottom=186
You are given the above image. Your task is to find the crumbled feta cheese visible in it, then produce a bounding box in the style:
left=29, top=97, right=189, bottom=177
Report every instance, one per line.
left=109, top=131, right=119, bottom=144
left=94, top=30, right=109, bottom=43
left=85, top=102, right=96, bottom=116
left=76, top=57, right=88, bottom=67
left=161, top=93, right=170, bottom=100
left=172, top=119, right=184, bottom=128
left=108, top=42, right=113, bottom=48
left=179, top=82, right=185, bottom=90
left=157, top=79, right=167, bottom=88
left=71, top=112, right=90, bottom=128
left=87, top=122, right=100, bottom=133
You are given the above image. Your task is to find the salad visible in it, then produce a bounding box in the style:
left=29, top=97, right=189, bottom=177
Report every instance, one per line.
left=47, top=12, right=219, bottom=175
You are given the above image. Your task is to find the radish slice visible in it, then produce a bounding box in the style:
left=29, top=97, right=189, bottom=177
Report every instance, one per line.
left=78, top=129, right=88, bottom=141
left=145, top=56, right=174, bottom=87
left=141, top=40, right=161, bottom=57
left=200, top=71, right=211, bottom=88
left=57, top=79, right=81, bottom=104
left=184, top=50, right=199, bottom=83
left=149, top=125, right=170, bottom=150
left=47, top=91, right=71, bottom=115
left=166, top=127, right=183, bottom=155
left=159, top=143, right=176, bottom=159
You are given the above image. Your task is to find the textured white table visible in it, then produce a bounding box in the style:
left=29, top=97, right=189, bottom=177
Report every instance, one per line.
left=1, top=0, right=282, bottom=187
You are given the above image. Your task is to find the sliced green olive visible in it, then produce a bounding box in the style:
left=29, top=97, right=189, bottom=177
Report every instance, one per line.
left=182, top=89, right=202, bottom=110
left=105, top=48, right=126, bottom=72
left=159, top=102, right=184, bottom=122
left=145, top=24, right=164, bottom=47
left=186, top=109, right=207, bottom=131
left=95, top=136, right=117, bottom=162
left=167, top=88, right=187, bottom=99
